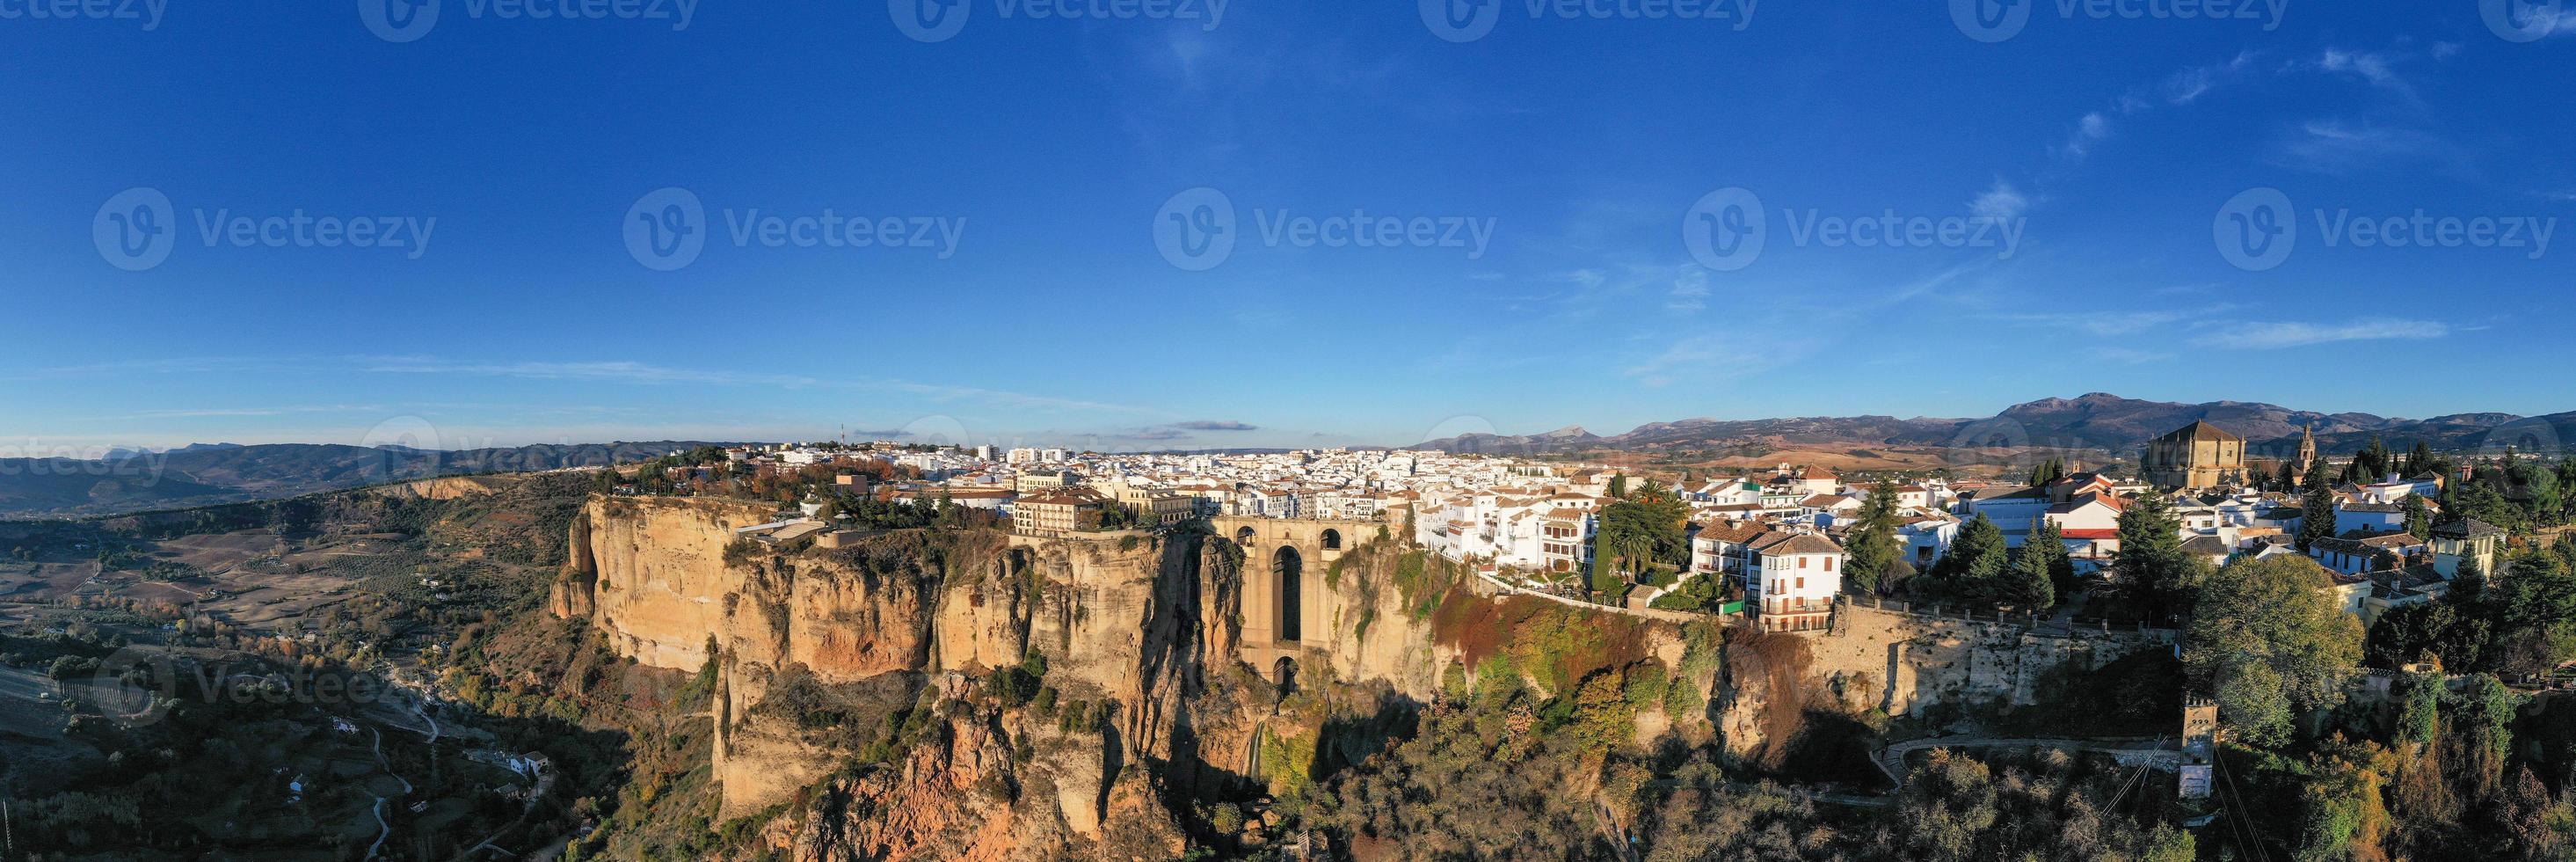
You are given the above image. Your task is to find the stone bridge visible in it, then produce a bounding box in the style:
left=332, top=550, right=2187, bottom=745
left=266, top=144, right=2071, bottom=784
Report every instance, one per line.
left=1211, top=515, right=1381, bottom=688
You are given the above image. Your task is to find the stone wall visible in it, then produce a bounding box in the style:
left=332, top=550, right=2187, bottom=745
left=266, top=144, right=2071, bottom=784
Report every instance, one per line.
left=1721, top=603, right=2175, bottom=758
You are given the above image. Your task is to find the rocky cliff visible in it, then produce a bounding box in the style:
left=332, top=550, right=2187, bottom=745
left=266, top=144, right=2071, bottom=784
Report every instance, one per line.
left=552, top=498, right=1720, bottom=857
left=1715, top=603, right=2176, bottom=762
left=550, top=497, right=1277, bottom=856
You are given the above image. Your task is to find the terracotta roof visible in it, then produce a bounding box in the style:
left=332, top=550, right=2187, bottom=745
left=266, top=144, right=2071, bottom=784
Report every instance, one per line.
left=2156, top=420, right=2246, bottom=443
left=1757, top=534, right=1844, bottom=556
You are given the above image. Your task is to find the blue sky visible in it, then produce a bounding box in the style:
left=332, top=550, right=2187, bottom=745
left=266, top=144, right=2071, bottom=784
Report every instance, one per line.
left=4, top=1, right=2571, bottom=452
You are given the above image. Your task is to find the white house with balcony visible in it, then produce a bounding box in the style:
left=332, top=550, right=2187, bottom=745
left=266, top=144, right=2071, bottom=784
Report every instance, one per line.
left=1744, top=531, right=1844, bottom=633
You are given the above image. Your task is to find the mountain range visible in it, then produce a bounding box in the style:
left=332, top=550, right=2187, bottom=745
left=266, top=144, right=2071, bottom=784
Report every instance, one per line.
left=1412, top=393, right=2576, bottom=462
left=0, top=441, right=737, bottom=519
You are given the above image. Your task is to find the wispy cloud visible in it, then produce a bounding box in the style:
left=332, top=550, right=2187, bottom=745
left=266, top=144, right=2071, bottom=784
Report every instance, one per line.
left=2055, top=52, right=2256, bottom=163
left=1990, top=307, right=2219, bottom=337
left=2097, top=347, right=2174, bottom=365
left=1969, top=179, right=2028, bottom=221
left=1168, top=420, right=1258, bottom=431
left=2191, top=319, right=2450, bottom=349
left=2269, top=119, right=2462, bottom=175
left=1667, top=268, right=1710, bottom=313
left=1622, top=335, right=1782, bottom=388
left=359, top=356, right=824, bottom=388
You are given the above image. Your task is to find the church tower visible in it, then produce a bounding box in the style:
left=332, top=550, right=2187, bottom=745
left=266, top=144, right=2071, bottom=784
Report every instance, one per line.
left=2289, top=423, right=2318, bottom=485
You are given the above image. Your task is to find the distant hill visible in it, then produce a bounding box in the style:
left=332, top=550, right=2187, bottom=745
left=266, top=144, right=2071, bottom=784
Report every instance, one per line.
left=0, top=441, right=744, bottom=518
left=1412, top=393, right=2576, bottom=463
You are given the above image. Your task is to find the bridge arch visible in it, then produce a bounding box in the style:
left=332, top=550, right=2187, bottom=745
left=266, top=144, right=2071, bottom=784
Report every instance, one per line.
left=1273, top=546, right=1303, bottom=642
left=1211, top=515, right=1381, bottom=676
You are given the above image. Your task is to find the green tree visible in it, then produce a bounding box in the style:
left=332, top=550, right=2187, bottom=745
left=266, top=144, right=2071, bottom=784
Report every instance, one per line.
left=2398, top=672, right=2441, bottom=747
left=2182, top=555, right=2366, bottom=745
left=2026, top=517, right=2077, bottom=602
left=2404, top=493, right=2433, bottom=541
left=2002, top=537, right=2057, bottom=610
left=2402, top=440, right=2435, bottom=476
left=2354, top=435, right=2393, bottom=483
left=2295, top=735, right=2395, bottom=862
left=2299, top=480, right=2341, bottom=551
left=2028, top=457, right=2067, bottom=487
left=2112, top=495, right=2201, bottom=620
left=1842, top=481, right=1905, bottom=595
left=1926, top=514, right=2008, bottom=603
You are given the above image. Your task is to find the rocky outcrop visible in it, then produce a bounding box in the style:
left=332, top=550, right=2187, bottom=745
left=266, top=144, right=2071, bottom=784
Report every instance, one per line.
left=551, top=497, right=1249, bottom=831
left=1716, top=604, right=2175, bottom=757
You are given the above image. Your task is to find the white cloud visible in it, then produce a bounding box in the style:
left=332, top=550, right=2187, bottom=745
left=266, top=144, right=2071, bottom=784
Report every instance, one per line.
left=1970, top=180, right=2027, bottom=221
left=2191, top=319, right=2450, bottom=349
left=1621, top=336, right=1778, bottom=388
left=1667, top=268, right=1710, bottom=313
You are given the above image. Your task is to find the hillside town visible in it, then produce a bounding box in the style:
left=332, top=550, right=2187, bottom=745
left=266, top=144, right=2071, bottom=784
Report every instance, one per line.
left=625, top=419, right=2553, bottom=642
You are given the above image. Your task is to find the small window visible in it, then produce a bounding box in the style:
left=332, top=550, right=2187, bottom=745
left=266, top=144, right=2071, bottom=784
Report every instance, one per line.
left=1795, top=577, right=1805, bottom=589
left=1799, top=557, right=1808, bottom=569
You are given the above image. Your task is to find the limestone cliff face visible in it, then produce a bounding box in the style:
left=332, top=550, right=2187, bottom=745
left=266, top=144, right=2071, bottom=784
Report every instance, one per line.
left=551, top=497, right=1247, bottom=834
left=1715, top=604, right=2175, bottom=758
left=553, top=495, right=783, bottom=670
